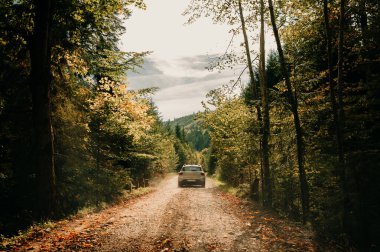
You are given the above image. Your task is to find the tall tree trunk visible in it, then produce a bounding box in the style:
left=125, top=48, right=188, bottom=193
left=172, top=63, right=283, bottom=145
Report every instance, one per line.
left=338, top=0, right=349, bottom=240
left=238, top=0, right=257, bottom=99
left=323, top=0, right=344, bottom=168
left=358, top=1, right=368, bottom=45
left=237, top=0, right=264, bottom=203
left=29, top=0, right=56, bottom=218
left=337, top=0, right=345, bottom=169
left=259, top=0, right=272, bottom=207
left=267, top=0, right=309, bottom=223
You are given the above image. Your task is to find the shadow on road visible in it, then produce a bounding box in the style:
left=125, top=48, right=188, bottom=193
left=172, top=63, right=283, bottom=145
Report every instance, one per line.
left=178, top=185, right=205, bottom=188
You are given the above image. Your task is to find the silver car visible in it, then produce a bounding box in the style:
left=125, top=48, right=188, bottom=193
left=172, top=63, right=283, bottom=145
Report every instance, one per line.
left=178, top=165, right=206, bottom=187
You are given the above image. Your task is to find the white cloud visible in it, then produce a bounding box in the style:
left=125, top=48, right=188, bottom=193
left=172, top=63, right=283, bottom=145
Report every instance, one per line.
left=152, top=57, right=209, bottom=78
left=126, top=55, right=249, bottom=120
left=129, top=57, right=248, bottom=120
left=154, top=76, right=235, bottom=120
left=155, top=98, right=202, bottom=120
left=155, top=75, right=235, bottom=102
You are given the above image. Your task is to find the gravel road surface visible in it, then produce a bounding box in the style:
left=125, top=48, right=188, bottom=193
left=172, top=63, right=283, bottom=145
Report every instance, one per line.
left=97, top=174, right=259, bottom=252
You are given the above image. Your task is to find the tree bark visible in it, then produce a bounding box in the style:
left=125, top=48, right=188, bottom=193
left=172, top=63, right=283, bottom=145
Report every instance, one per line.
left=337, top=0, right=345, bottom=168
left=358, top=1, right=368, bottom=45
left=237, top=0, right=265, bottom=204
left=259, top=0, right=272, bottom=207
left=338, top=0, right=350, bottom=240
left=29, top=0, right=56, bottom=218
left=238, top=0, right=257, bottom=100
left=267, top=0, right=309, bottom=223
left=323, top=0, right=344, bottom=167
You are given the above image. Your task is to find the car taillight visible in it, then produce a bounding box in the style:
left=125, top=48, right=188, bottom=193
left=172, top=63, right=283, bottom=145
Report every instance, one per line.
left=178, top=172, right=183, bottom=175
left=200, top=172, right=205, bottom=176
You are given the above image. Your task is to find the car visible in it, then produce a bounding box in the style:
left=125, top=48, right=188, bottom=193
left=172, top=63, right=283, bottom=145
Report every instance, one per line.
left=178, top=164, right=206, bottom=187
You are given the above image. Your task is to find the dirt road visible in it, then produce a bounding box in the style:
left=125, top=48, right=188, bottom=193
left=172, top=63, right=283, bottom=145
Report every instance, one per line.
left=9, top=174, right=316, bottom=251
left=95, top=175, right=315, bottom=251
left=97, top=174, right=254, bottom=251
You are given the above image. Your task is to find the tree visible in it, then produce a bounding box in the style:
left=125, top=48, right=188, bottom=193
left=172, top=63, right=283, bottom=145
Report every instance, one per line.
left=175, top=124, right=184, bottom=141
left=323, top=0, right=344, bottom=168
left=236, top=0, right=272, bottom=204
left=29, top=0, right=56, bottom=218
left=259, top=0, right=272, bottom=207
left=337, top=0, right=350, bottom=242
left=267, top=0, right=310, bottom=222
left=200, top=87, right=260, bottom=186
left=237, top=0, right=258, bottom=101
left=266, top=51, right=282, bottom=88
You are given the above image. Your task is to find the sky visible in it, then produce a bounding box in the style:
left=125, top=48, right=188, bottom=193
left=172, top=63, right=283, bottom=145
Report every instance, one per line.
left=120, top=0, right=274, bottom=120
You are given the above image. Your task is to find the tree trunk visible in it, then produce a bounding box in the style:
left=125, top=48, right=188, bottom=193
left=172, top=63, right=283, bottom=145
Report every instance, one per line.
left=267, top=0, right=309, bottom=223
left=358, top=1, right=368, bottom=45
left=238, top=0, right=257, bottom=99
left=323, top=0, right=344, bottom=168
left=29, top=0, right=56, bottom=218
left=259, top=0, right=272, bottom=207
left=237, top=0, right=265, bottom=204
left=338, top=0, right=350, bottom=241
left=337, top=0, right=345, bottom=169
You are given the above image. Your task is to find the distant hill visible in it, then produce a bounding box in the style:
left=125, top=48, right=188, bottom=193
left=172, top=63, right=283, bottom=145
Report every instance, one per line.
left=166, top=113, right=197, bottom=131
left=166, top=113, right=210, bottom=151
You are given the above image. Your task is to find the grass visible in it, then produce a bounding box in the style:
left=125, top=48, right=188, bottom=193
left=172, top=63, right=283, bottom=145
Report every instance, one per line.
left=214, top=179, right=239, bottom=195
left=75, top=187, right=155, bottom=218
left=213, top=178, right=251, bottom=198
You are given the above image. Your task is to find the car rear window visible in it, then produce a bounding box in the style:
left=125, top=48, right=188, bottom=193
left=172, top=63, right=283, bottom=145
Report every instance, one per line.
left=183, top=166, right=201, bottom=171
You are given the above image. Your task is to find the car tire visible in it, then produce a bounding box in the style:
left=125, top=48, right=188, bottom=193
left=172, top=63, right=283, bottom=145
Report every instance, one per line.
left=178, top=182, right=182, bottom=188
left=201, top=182, right=205, bottom=188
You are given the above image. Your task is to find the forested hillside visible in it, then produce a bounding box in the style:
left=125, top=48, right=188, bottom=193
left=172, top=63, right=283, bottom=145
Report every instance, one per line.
left=167, top=114, right=198, bottom=129
left=166, top=114, right=210, bottom=152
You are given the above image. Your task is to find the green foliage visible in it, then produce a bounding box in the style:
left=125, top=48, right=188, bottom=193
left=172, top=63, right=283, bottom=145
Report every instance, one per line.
left=172, top=135, right=198, bottom=172
left=204, top=146, right=218, bottom=175
left=266, top=51, right=282, bottom=88
left=175, top=124, right=185, bottom=141
left=185, top=124, right=210, bottom=151
left=165, top=121, right=195, bottom=171
left=200, top=90, right=260, bottom=186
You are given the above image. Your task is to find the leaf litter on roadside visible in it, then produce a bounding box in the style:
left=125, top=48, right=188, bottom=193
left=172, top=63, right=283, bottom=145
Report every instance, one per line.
left=216, top=190, right=317, bottom=252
